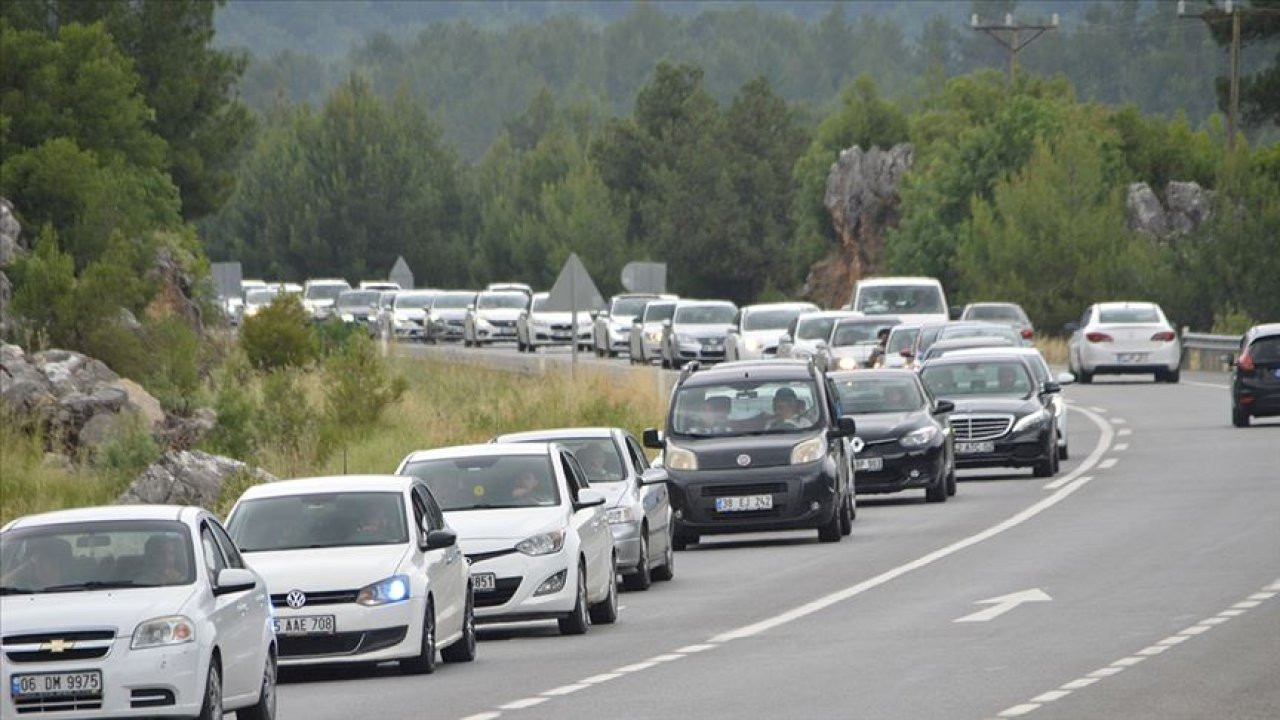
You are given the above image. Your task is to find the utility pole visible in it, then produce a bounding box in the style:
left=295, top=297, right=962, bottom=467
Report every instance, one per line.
left=970, top=12, right=1060, bottom=87
left=1178, top=0, right=1280, bottom=150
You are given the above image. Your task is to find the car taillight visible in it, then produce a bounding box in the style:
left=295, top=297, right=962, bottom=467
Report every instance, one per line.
left=1086, top=332, right=1112, bottom=343
left=1151, top=331, right=1176, bottom=342
left=1239, top=350, right=1254, bottom=372
left=1021, top=328, right=1034, bottom=340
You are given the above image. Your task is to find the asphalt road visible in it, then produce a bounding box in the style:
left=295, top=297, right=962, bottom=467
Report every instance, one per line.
left=278, top=350, right=1280, bottom=720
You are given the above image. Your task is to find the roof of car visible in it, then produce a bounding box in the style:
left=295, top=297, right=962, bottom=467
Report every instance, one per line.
left=5, top=504, right=194, bottom=530
left=964, top=301, right=1023, bottom=308
left=235, top=475, right=417, bottom=500
left=947, top=346, right=1046, bottom=359
left=305, top=278, right=349, bottom=285
left=798, top=310, right=860, bottom=320
left=826, top=368, right=918, bottom=381
left=1096, top=301, right=1160, bottom=309
left=399, top=443, right=555, bottom=466
left=1248, top=323, right=1280, bottom=337
left=929, top=337, right=1015, bottom=349
left=684, top=359, right=815, bottom=385
left=921, top=352, right=1035, bottom=367
left=857, top=276, right=943, bottom=286
left=675, top=299, right=736, bottom=307
left=743, top=302, right=819, bottom=312
left=494, top=427, right=617, bottom=442
left=836, top=315, right=898, bottom=325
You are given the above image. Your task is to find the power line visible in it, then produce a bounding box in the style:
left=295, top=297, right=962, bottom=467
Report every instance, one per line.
left=969, top=12, right=1061, bottom=87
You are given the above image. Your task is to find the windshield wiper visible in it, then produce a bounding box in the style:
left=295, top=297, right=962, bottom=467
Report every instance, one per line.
left=40, top=581, right=152, bottom=592
left=0, top=585, right=36, bottom=595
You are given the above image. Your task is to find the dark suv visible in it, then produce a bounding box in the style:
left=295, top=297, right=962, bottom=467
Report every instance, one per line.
left=1229, top=323, right=1280, bottom=428
left=644, top=360, right=857, bottom=548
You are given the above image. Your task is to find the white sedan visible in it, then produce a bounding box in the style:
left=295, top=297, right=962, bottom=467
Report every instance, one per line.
left=396, top=443, right=618, bottom=635
left=0, top=505, right=275, bottom=720
left=1066, top=302, right=1181, bottom=383
left=225, top=475, right=475, bottom=673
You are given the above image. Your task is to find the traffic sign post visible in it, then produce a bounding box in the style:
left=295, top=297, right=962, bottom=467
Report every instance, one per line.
left=545, top=253, right=606, bottom=369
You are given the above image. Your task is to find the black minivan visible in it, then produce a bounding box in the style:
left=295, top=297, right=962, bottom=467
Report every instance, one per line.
left=1229, top=323, right=1280, bottom=428
left=644, top=359, right=857, bottom=548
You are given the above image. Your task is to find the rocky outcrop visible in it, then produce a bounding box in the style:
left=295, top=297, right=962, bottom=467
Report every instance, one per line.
left=117, top=449, right=276, bottom=508
left=1, top=197, right=25, bottom=336
left=1127, top=181, right=1212, bottom=240
left=145, top=240, right=204, bottom=333
left=802, top=144, right=914, bottom=309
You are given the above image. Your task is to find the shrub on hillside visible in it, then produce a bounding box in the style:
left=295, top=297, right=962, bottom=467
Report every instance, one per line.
left=240, top=295, right=317, bottom=370
left=323, top=333, right=407, bottom=431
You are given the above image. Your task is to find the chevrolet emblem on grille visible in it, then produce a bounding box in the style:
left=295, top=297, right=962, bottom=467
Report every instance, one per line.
left=41, top=639, right=75, bottom=653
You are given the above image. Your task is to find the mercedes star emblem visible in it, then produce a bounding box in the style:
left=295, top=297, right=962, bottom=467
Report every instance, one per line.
left=285, top=589, right=307, bottom=609
left=737, top=454, right=752, bottom=467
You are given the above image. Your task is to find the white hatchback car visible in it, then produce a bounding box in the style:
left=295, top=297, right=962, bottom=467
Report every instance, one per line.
left=1066, top=302, right=1181, bottom=383
left=0, top=506, right=275, bottom=720
left=225, top=475, right=475, bottom=674
left=396, top=443, right=618, bottom=635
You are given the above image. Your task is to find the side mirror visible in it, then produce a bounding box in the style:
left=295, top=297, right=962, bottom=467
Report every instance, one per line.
left=1222, top=353, right=1235, bottom=368
left=1055, top=372, right=1076, bottom=385
left=1063, top=322, right=1079, bottom=333
left=1041, top=381, right=1062, bottom=394
left=642, top=427, right=664, bottom=449
left=949, top=305, right=963, bottom=320
left=827, top=416, right=857, bottom=439
left=213, top=568, right=257, bottom=596
left=640, top=468, right=668, bottom=486
left=575, top=488, right=607, bottom=509
left=933, top=399, right=955, bottom=414
left=424, top=529, right=457, bottom=550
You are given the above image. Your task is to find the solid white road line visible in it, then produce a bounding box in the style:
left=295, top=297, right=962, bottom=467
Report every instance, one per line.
left=1045, top=406, right=1115, bottom=491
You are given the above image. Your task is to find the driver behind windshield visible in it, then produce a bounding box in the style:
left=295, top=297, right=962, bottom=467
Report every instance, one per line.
left=1, top=536, right=73, bottom=590
left=767, top=387, right=809, bottom=431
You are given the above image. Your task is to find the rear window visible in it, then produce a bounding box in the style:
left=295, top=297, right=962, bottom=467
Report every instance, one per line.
left=796, top=317, right=837, bottom=341
left=1249, top=336, right=1280, bottom=363
left=856, top=285, right=945, bottom=315
left=1099, top=306, right=1161, bottom=324
left=646, top=303, right=676, bottom=322
left=886, top=327, right=919, bottom=354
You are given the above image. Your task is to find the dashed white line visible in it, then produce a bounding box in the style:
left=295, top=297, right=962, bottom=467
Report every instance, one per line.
left=998, top=703, right=1041, bottom=717
left=1183, top=380, right=1229, bottom=390
left=1179, top=624, right=1212, bottom=636
left=541, top=684, right=588, bottom=697
left=1219, top=608, right=1246, bottom=617
left=1113, top=443, right=1129, bottom=452
left=1202, top=616, right=1232, bottom=625
left=1110, top=417, right=1127, bottom=425
left=1112, top=656, right=1147, bottom=667
left=1233, top=600, right=1262, bottom=609
left=580, top=673, right=622, bottom=684
left=1098, top=458, right=1118, bottom=469
left=1032, top=690, right=1071, bottom=703
left=1088, top=667, right=1125, bottom=678
left=460, top=713, right=501, bottom=720
left=499, top=698, right=549, bottom=710
left=648, top=653, right=684, bottom=663
left=1089, top=406, right=1108, bottom=413
left=1061, top=678, right=1099, bottom=690
left=1117, top=428, right=1132, bottom=437
left=1158, top=635, right=1190, bottom=646
left=1136, top=645, right=1169, bottom=656
left=613, top=661, right=657, bottom=673
left=1249, top=592, right=1277, bottom=601
left=677, top=643, right=716, bottom=654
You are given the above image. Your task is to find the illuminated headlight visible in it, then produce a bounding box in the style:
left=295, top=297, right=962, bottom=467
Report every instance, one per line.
left=665, top=444, right=698, bottom=471
left=1012, top=409, right=1050, bottom=433
left=837, top=356, right=857, bottom=370
left=607, top=507, right=636, bottom=525
left=899, top=426, right=939, bottom=448
left=676, top=333, right=697, bottom=345
left=340, top=313, right=354, bottom=322
left=744, top=337, right=762, bottom=351
left=131, top=615, right=194, bottom=649
left=516, top=529, right=566, bottom=556
left=357, top=575, right=411, bottom=606
left=790, top=435, right=826, bottom=464
left=645, top=329, right=663, bottom=342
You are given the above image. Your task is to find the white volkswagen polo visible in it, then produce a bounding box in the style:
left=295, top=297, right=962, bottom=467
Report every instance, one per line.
left=396, top=443, right=618, bottom=635
left=225, top=475, right=475, bottom=674
left=0, top=505, right=275, bottom=720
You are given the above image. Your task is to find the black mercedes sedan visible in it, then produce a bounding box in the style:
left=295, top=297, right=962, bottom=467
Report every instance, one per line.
left=919, top=353, right=1061, bottom=478
left=829, top=369, right=956, bottom=502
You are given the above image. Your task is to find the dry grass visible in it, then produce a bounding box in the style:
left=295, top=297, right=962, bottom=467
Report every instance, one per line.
left=1035, top=337, right=1069, bottom=367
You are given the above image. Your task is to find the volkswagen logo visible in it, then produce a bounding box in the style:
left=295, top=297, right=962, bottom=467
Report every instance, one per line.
left=285, top=590, right=307, bottom=609
left=851, top=437, right=865, bottom=453
left=736, top=454, right=752, bottom=467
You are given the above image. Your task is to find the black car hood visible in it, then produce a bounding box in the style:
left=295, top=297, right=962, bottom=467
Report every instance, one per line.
left=668, top=431, right=816, bottom=470
left=850, top=411, right=929, bottom=443
left=942, top=395, right=1041, bottom=416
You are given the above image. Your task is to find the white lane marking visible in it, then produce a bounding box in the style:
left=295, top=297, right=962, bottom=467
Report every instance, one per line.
left=1090, top=406, right=1108, bottom=413
left=613, top=661, right=657, bottom=673
left=989, top=581, right=1280, bottom=718
left=677, top=643, right=716, bottom=653
left=499, top=697, right=549, bottom=710
left=1045, top=475, right=1088, bottom=491
left=541, top=685, right=589, bottom=697
left=1183, top=380, right=1229, bottom=390
left=1117, top=428, right=1132, bottom=437
left=649, top=653, right=683, bottom=663
left=1110, top=417, right=1127, bottom=425
left=1044, top=405, right=1115, bottom=490
left=1098, top=458, right=1118, bottom=470
left=955, top=589, right=1052, bottom=623
left=581, top=673, right=622, bottom=684
left=1113, top=443, right=1129, bottom=452
left=460, top=714, right=501, bottom=720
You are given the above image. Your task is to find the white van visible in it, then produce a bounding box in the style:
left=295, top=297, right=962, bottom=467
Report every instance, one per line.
left=846, top=276, right=950, bottom=325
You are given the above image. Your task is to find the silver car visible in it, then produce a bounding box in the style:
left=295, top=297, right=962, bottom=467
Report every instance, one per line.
left=660, top=300, right=737, bottom=369
left=493, top=427, right=674, bottom=591
left=592, top=294, right=665, bottom=358
left=776, top=310, right=859, bottom=359
left=725, top=302, right=819, bottom=362
left=426, top=291, right=475, bottom=342
left=464, top=290, right=527, bottom=346
left=629, top=299, right=677, bottom=365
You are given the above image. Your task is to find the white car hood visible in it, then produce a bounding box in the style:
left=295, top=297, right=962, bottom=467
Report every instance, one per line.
left=1, top=585, right=197, bottom=635
left=242, top=544, right=410, bottom=593
left=433, top=308, right=468, bottom=320
left=445, top=506, right=567, bottom=551
left=740, top=329, right=788, bottom=347
left=395, top=308, right=426, bottom=320
left=477, top=308, right=523, bottom=323
left=531, top=311, right=574, bottom=324
left=829, top=344, right=877, bottom=362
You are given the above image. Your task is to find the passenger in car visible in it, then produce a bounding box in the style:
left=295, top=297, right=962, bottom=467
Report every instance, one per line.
left=137, top=534, right=189, bottom=585
left=689, top=395, right=733, bottom=434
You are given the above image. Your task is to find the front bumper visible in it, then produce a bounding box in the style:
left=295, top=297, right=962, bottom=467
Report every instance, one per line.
left=272, top=597, right=422, bottom=666
left=853, top=442, right=946, bottom=494
left=954, top=427, right=1053, bottom=469
left=674, top=342, right=727, bottom=363
left=666, top=462, right=840, bottom=536
left=431, top=321, right=465, bottom=340
left=2, top=637, right=206, bottom=718
left=467, top=551, right=578, bottom=623
left=473, top=324, right=518, bottom=341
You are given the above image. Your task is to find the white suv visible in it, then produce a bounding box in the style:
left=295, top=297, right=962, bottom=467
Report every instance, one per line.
left=0, top=506, right=276, bottom=720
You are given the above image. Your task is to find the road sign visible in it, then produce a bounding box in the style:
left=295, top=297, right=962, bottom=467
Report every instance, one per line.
left=545, top=254, right=605, bottom=313
left=953, top=588, right=1052, bottom=623
left=210, top=262, right=243, bottom=299
left=389, top=256, right=414, bottom=289
left=621, top=262, right=667, bottom=293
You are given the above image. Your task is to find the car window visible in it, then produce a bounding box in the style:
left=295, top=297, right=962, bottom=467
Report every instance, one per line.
left=671, top=379, right=820, bottom=437
left=1099, top=306, right=1161, bottom=323
left=200, top=526, right=226, bottom=578
left=833, top=376, right=926, bottom=414
left=400, top=455, right=560, bottom=510
left=796, top=317, right=836, bottom=341
left=421, top=488, right=447, bottom=529
left=206, top=520, right=244, bottom=570
left=563, top=452, right=591, bottom=495
left=409, top=487, right=429, bottom=531
left=229, top=492, right=411, bottom=550
left=856, top=285, right=945, bottom=315
left=1248, top=336, right=1280, bottom=363
left=921, top=361, right=1034, bottom=398
left=886, top=327, right=918, bottom=354
left=556, top=438, right=625, bottom=484
left=0, top=520, right=196, bottom=593
left=966, top=305, right=1026, bottom=322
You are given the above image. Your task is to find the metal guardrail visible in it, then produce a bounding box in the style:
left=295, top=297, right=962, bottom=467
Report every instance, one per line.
left=1180, top=328, right=1242, bottom=372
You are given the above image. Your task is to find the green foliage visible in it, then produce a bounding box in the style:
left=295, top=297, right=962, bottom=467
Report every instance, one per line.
left=257, top=369, right=328, bottom=477
left=313, top=317, right=362, bottom=357
left=322, top=334, right=407, bottom=431
left=205, top=353, right=257, bottom=460
left=92, top=412, right=162, bottom=493
left=239, top=294, right=317, bottom=371
left=136, top=317, right=202, bottom=415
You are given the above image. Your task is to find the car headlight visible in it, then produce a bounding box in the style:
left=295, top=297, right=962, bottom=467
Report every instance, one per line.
left=1012, top=409, right=1050, bottom=434
left=607, top=507, right=636, bottom=525
left=131, top=615, right=195, bottom=649
left=744, top=337, right=762, bottom=351
left=790, top=435, right=826, bottom=464
left=476, top=317, right=494, bottom=329
left=516, top=529, right=566, bottom=556
left=899, top=426, right=939, bottom=448
left=645, top=329, right=663, bottom=342
left=340, top=313, right=354, bottom=322
left=837, top=356, right=857, bottom=370
left=357, top=575, right=411, bottom=606
left=676, top=333, right=697, bottom=345
left=665, top=444, right=698, bottom=471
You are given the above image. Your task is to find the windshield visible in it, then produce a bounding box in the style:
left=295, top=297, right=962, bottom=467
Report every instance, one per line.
left=886, top=327, right=919, bottom=354
left=478, top=292, right=527, bottom=309
left=744, top=309, right=804, bottom=331
left=337, top=291, right=380, bottom=309
left=553, top=439, right=625, bottom=484
left=399, top=455, right=560, bottom=510
left=796, top=316, right=837, bottom=341
left=833, top=376, right=925, bottom=414
left=967, top=305, right=1027, bottom=322
left=856, top=285, right=945, bottom=315
left=674, top=305, right=735, bottom=325
left=833, top=320, right=897, bottom=347
left=396, top=292, right=435, bottom=309
left=938, top=325, right=1021, bottom=343
left=433, top=292, right=475, bottom=309
left=229, top=492, right=408, bottom=551
left=0, top=520, right=195, bottom=594
left=246, top=289, right=277, bottom=305
left=612, top=297, right=652, bottom=317
left=645, top=303, right=676, bottom=322
left=305, top=283, right=348, bottom=301
left=531, top=295, right=549, bottom=311
left=921, top=361, right=1033, bottom=398
left=1099, top=306, right=1161, bottom=324
left=671, top=380, right=820, bottom=437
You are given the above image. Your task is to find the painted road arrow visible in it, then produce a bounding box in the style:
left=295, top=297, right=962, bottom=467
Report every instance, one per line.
left=953, top=588, right=1052, bottom=623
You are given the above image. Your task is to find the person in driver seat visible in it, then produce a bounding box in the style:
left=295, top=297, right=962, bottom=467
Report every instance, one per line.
left=768, top=387, right=808, bottom=430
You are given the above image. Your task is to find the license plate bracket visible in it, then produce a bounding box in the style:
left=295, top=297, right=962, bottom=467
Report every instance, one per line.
left=715, top=495, right=773, bottom=512
left=11, top=670, right=103, bottom=699
left=472, top=572, right=497, bottom=592
left=273, top=615, right=336, bottom=636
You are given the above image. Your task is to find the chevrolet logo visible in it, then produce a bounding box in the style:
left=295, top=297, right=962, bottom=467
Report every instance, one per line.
left=40, top=639, right=75, bottom=653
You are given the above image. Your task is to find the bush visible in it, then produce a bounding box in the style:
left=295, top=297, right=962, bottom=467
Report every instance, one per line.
left=92, top=412, right=162, bottom=492
left=204, top=351, right=258, bottom=460
left=256, top=369, right=329, bottom=476
left=240, top=294, right=317, bottom=370
left=314, top=316, right=362, bottom=356
left=323, top=333, right=407, bottom=431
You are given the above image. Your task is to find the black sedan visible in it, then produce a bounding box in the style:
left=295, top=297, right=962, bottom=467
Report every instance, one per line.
left=919, top=353, right=1061, bottom=478
left=1229, top=323, right=1280, bottom=427
left=829, top=370, right=956, bottom=502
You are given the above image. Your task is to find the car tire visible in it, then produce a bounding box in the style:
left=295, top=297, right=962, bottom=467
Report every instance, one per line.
left=925, top=473, right=948, bottom=503
left=672, top=532, right=697, bottom=551
left=1032, top=439, right=1058, bottom=478
left=818, top=505, right=843, bottom=542
left=558, top=564, right=590, bottom=635
left=651, top=528, right=675, bottom=582
left=946, top=461, right=957, bottom=496
left=196, top=661, right=223, bottom=720
left=236, top=651, right=276, bottom=720
left=399, top=600, right=436, bottom=675
left=1232, top=406, right=1251, bottom=428
left=839, top=496, right=854, bottom=535
left=1078, top=368, right=1093, bottom=384
left=622, top=532, right=652, bottom=591
left=589, top=556, right=619, bottom=625
left=1058, top=441, right=1069, bottom=461
left=440, top=591, right=476, bottom=663
left=1164, top=368, right=1181, bottom=383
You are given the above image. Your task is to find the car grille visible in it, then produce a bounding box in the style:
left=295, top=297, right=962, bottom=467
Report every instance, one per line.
left=950, top=414, right=1014, bottom=441
left=475, top=577, right=522, bottom=608
left=13, top=694, right=103, bottom=714
left=700, top=483, right=788, bottom=497
left=491, top=319, right=516, bottom=328
left=550, top=323, right=573, bottom=331
left=277, top=626, right=407, bottom=658
left=270, top=589, right=358, bottom=608
left=2, top=629, right=115, bottom=664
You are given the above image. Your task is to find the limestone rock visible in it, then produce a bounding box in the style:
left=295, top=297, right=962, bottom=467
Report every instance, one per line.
left=118, top=450, right=276, bottom=508
left=118, top=378, right=165, bottom=432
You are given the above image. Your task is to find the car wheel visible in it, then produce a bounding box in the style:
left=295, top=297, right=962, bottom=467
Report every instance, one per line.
left=621, top=532, right=652, bottom=591
left=925, top=472, right=948, bottom=503
left=1165, top=368, right=1181, bottom=383
left=1032, top=440, right=1057, bottom=478
left=818, top=504, right=843, bottom=542
left=589, top=555, right=619, bottom=624
left=1232, top=406, right=1250, bottom=428
left=1058, top=440, right=1069, bottom=461
left=651, top=527, right=675, bottom=582
left=235, top=651, right=276, bottom=720
left=196, top=661, right=222, bottom=720
left=400, top=599, right=436, bottom=674
left=558, top=564, right=590, bottom=635
left=1078, top=368, right=1093, bottom=384
left=839, top=496, right=854, bottom=535
left=440, top=590, right=476, bottom=663
left=945, top=460, right=957, bottom=496
left=672, top=532, right=698, bottom=551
